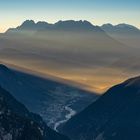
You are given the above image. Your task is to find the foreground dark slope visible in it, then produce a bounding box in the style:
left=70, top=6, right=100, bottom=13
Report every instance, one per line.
left=0, top=86, right=69, bottom=140
left=60, top=76, right=140, bottom=140
left=0, top=64, right=97, bottom=129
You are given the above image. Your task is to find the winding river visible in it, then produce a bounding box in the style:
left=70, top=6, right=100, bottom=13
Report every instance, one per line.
left=54, top=105, right=76, bottom=132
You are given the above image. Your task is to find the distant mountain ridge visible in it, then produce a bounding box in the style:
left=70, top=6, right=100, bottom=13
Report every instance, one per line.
left=101, top=23, right=140, bottom=35
left=6, top=20, right=140, bottom=34
left=6, top=20, right=104, bottom=33
left=101, top=23, right=140, bottom=48
left=60, top=76, right=140, bottom=140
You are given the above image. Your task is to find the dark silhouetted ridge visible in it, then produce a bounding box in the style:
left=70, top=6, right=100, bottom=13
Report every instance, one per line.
left=6, top=20, right=104, bottom=33
left=60, top=76, right=140, bottom=140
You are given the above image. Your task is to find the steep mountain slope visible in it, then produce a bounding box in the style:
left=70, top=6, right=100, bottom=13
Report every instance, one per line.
left=0, top=64, right=97, bottom=130
left=0, top=85, right=69, bottom=140
left=60, top=76, right=140, bottom=140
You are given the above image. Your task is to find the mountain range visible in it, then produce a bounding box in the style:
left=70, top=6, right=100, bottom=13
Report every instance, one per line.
left=101, top=23, right=140, bottom=48
left=101, top=23, right=140, bottom=36
left=3, top=20, right=140, bottom=52
left=60, top=76, right=140, bottom=140
left=6, top=20, right=103, bottom=33
left=5, top=20, right=140, bottom=37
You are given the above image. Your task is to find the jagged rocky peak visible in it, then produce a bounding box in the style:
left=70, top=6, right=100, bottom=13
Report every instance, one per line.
left=56, top=20, right=93, bottom=26
left=20, top=20, right=35, bottom=26
left=6, top=19, right=106, bottom=33
left=17, top=20, right=36, bottom=30
left=53, top=20, right=104, bottom=32
left=54, top=20, right=95, bottom=29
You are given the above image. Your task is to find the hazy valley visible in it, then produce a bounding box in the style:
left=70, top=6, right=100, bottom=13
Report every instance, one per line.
left=0, top=19, right=140, bottom=140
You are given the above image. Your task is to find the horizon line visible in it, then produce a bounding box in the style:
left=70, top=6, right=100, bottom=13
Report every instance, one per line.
left=0, top=19, right=140, bottom=33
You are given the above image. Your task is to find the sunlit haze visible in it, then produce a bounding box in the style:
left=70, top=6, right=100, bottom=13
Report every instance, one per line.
left=0, top=0, right=140, bottom=94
